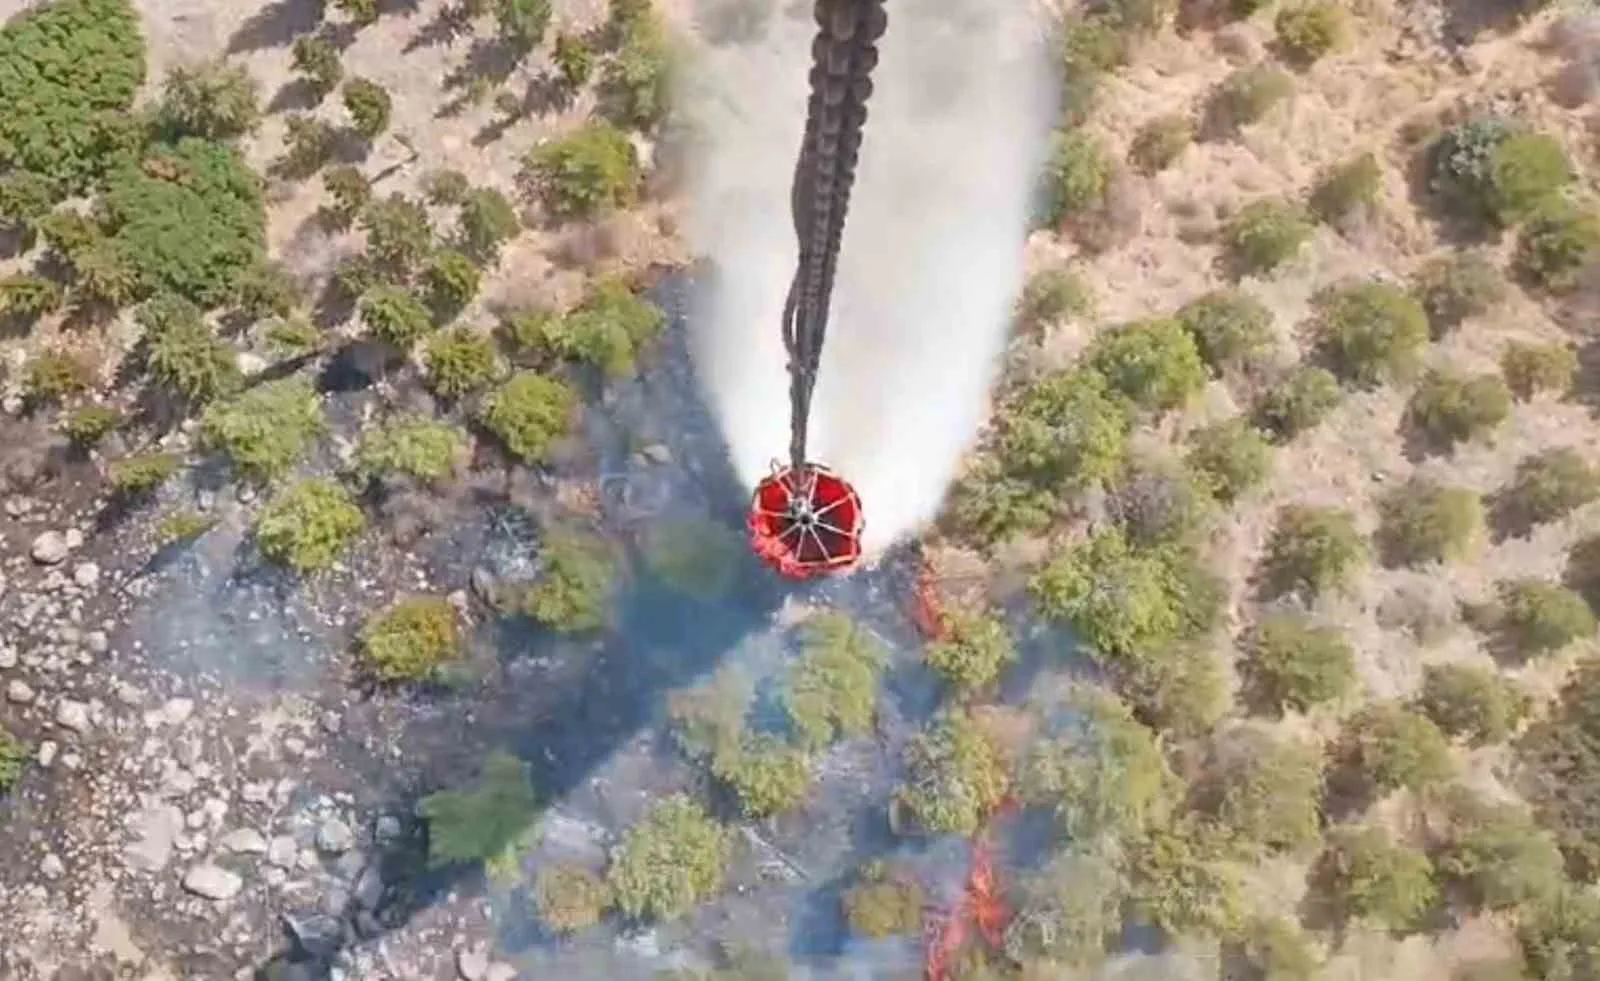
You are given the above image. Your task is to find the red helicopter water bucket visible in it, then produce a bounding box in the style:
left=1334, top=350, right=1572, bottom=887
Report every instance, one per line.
left=747, top=462, right=864, bottom=579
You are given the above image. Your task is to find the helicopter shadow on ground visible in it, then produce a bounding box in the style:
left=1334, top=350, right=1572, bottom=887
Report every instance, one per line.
left=253, top=272, right=844, bottom=976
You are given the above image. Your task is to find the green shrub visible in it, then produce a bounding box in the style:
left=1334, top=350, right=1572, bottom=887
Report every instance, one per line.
left=943, top=458, right=1058, bottom=544
left=783, top=613, right=888, bottom=750
left=1239, top=612, right=1355, bottom=714
left=61, top=404, right=120, bottom=445
left=1496, top=578, right=1596, bottom=658
left=842, top=864, right=924, bottom=939
left=321, top=165, right=371, bottom=229
left=0, top=726, right=26, bottom=792
left=255, top=478, right=365, bottom=573
left=38, top=209, right=98, bottom=263
left=418, top=751, right=539, bottom=869
left=341, top=77, right=392, bottom=140
left=291, top=35, right=342, bottom=101
left=1275, top=2, right=1349, bottom=65
left=1319, top=825, right=1437, bottom=930
left=335, top=0, right=380, bottom=26
left=1017, top=686, right=1176, bottom=842
left=1254, top=364, right=1341, bottom=440
left=24, top=349, right=92, bottom=402
left=0, top=0, right=146, bottom=192
left=264, top=315, right=323, bottom=358
left=100, top=138, right=267, bottom=307
left=708, top=733, right=812, bottom=818
left=357, top=415, right=468, bottom=485
left=1500, top=448, right=1600, bottom=530
left=1337, top=702, right=1453, bottom=796
left=531, top=276, right=666, bottom=378
left=1203, top=729, right=1324, bottom=852
left=1186, top=418, right=1272, bottom=503
left=1129, top=114, right=1194, bottom=175
left=278, top=114, right=336, bottom=177
left=1109, top=455, right=1215, bottom=547
left=1502, top=341, right=1576, bottom=400
left=457, top=186, right=520, bottom=261
left=1412, top=253, right=1505, bottom=335
left=1520, top=659, right=1600, bottom=877
left=1031, top=528, right=1223, bottom=666
left=0, top=273, right=65, bottom=320
left=1211, top=65, right=1294, bottom=131
left=1126, top=817, right=1247, bottom=936
left=361, top=193, right=434, bottom=274
left=142, top=298, right=240, bottom=404
left=1042, top=130, right=1111, bottom=226
left=1122, top=642, right=1231, bottom=740
left=1438, top=796, right=1564, bottom=913
left=1486, top=133, right=1573, bottom=227
left=360, top=595, right=462, bottom=682
left=481, top=371, right=578, bottom=465
left=1223, top=198, right=1314, bottom=276
left=1406, top=370, right=1511, bottom=452
left=1086, top=317, right=1207, bottom=412
left=1418, top=663, right=1526, bottom=746
left=1518, top=886, right=1600, bottom=981
left=422, top=169, right=470, bottom=207
left=640, top=517, right=742, bottom=603
left=422, top=249, right=480, bottom=319
left=230, top=259, right=297, bottom=322
left=1260, top=504, right=1366, bottom=601
left=607, top=795, right=729, bottom=922
left=923, top=609, right=1015, bottom=694
left=1103, top=0, right=1177, bottom=32
left=553, top=33, right=596, bottom=88
left=199, top=377, right=324, bottom=480
left=1378, top=479, right=1483, bottom=567
left=600, top=9, right=674, bottom=129
left=0, top=171, right=57, bottom=231
left=895, top=709, right=1011, bottom=837
left=524, top=122, right=641, bottom=218
left=1310, top=152, right=1381, bottom=224
left=423, top=327, right=498, bottom=400
left=70, top=237, right=139, bottom=310
left=155, top=509, right=214, bottom=545
left=995, top=367, right=1131, bottom=494
left=534, top=863, right=609, bottom=934
left=359, top=285, right=433, bottom=349
left=108, top=452, right=180, bottom=496
left=156, top=61, right=261, bottom=141
left=522, top=530, right=616, bottom=633
left=495, top=0, right=553, bottom=50
left=1568, top=534, right=1600, bottom=610
left=1313, top=281, right=1430, bottom=388
left=1516, top=198, right=1600, bottom=293
left=1056, top=14, right=1127, bottom=126
left=1176, top=288, right=1276, bottom=377
left=1016, top=267, right=1094, bottom=331
left=1223, top=917, right=1320, bottom=981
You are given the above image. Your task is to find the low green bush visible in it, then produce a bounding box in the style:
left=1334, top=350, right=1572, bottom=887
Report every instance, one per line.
left=418, top=751, right=538, bottom=869
left=422, top=249, right=480, bottom=319
left=157, top=61, right=261, bottom=142
left=1310, top=153, right=1381, bottom=225
left=291, top=35, right=343, bottom=101
left=255, top=478, right=366, bottom=573
left=1203, top=729, right=1324, bottom=852
left=1259, top=504, right=1366, bottom=601
left=108, top=452, right=180, bottom=497
left=783, top=613, right=889, bottom=750
left=1223, top=198, right=1314, bottom=276
left=1238, top=612, right=1356, bottom=713
left=200, top=378, right=324, bottom=480
left=61, top=405, right=120, bottom=446
left=607, top=796, right=729, bottom=922
left=894, top=710, right=1010, bottom=836
left=534, top=863, right=609, bottom=934
left=1223, top=918, right=1320, bottom=981
left=0, top=725, right=25, bottom=793
left=360, top=595, right=462, bottom=682
left=923, top=609, right=1015, bottom=694
left=481, top=371, right=578, bottom=465
left=321, top=166, right=371, bottom=229
left=1185, top=418, right=1273, bottom=503
left=1312, top=280, right=1430, bottom=388
left=1406, top=370, right=1511, bottom=451
left=1253, top=364, right=1341, bottom=440
left=1500, top=448, right=1599, bottom=530
left=1275, top=2, right=1349, bottom=65
left=1501, top=341, right=1576, bottom=400
left=1043, top=130, right=1111, bottom=226
left=1176, top=288, right=1276, bottom=377
left=361, top=193, right=434, bottom=274
left=1210, top=65, right=1294, bottom=131
left=522, top=530, right=616, bottom=633
left=341, top=78, right=392, bottom=140
left=359, top=284, right=434, bottom=349
left=24, top=350, right=92, bottom=403
left=1495, top=578, right=1596, bottom=658
left=1437, top=796, right=1564, bottom=912
left=457, top=187, right=520, bottom=261
left=1431, top=119, right=1572, bottom=228
left=708, top=733, right=812, bottom=819
left=1417, top=663, right=1527, bottom=746
left=995, top=366, right=1131, bottom=493
left=143, top=299, right=240, bottom=404
left=523, top=122, right=641, bottom=218
left=1412, top=253, right=1505, bottom=335
left=424, top=327, right=499, bottom=399
left=1129, top=114, right=1194, bottom=175
left=357, top=415, right=468, bottom=485
left=1516, top=199, right=1600, bottom=293
left=0, top=273, right=64, bottom=321
left=1377, top=479, right=1484, bottom=567
left=1016, top=267, right=1094, bottom=331
left=1086, top=317, right=1207, bottom=413
left=1335, top=702, right=1454, bottom=796
left=597, top=7, right=674, bottom=129
left=842, top=864, right=925, bottom=939
left=1318, top=825, right=1438, bottom=931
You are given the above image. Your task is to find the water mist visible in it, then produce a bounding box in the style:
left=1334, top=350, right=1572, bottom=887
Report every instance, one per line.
left=680, top=0, right=1057, bottom=557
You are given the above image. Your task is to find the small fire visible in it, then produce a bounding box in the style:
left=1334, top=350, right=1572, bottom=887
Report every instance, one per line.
left=922, top=799, right=1018, bottom=981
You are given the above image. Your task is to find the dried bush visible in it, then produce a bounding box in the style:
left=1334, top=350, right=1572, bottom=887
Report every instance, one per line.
left=1176, top=288, right=1276, bottom=376
left=1317, top=825, right=1437, bottom=930
left=1417, top=663, right=1527, bottom=747
left=1310, top=152, right=1381, bottom=225
left=1260, top=504, right=1366, bottom=601
left=1412, top=253, right=1505, bottom=336
left=1222, top=198, right=1314, bottom=276
left=1200, top=728, right=1324, bottom=852
left=1502, top=341, right=1576, bottom=400
left=1499, top=448, right=1599, bottom=531
left=1275, top=2, right=1348, bottom=65
left=1239, top=612, right=1355, bottom=714
left=1378, top=479, right=1483, bottom=567
left=1313, top=281, right=1429, bottom=388
left=1495, top=578, right=1596, bottom=659
left=1253, top=364, right=1341, bottom=440
left=1129, top=113, right=1194, bottom=175
left=533, top=863, right=609, bottom=934
left=1186, top=418, right=1272, bottom=503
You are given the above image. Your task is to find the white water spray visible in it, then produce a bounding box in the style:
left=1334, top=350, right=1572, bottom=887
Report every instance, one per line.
left=681, top=0, right=1057, bottom=557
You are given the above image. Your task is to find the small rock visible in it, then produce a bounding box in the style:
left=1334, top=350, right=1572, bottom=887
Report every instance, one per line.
left=63, top=528, right=83, bottom=549
left=221, top=828, right=268, bottom=855
left=0, top=647, right=16, bottom=669
left=485, top=965, right=518, bottom=981
left=457, top=947, right=489, bottom=981
left=266, top=836, right=297, bottom=868
left=30, top=531, right=69, bottom=565
left=373, top=815, right=401, bottom=843
left=162, top=698, right=194, bottom=726
left=84, top=631, right=109, bottom=655
left=54, top=698, right=90, bottom=733
left=642, top=443, right=672, bottom=464
left=182, top=863, right=243, bottom=901
left=72, top=562, right=100, bottom=588
left=316, top=818, right=354, bottom=855
left=125, top=804, right=183, bottom=872
left=39, top=854, right=64, bottom=880
left=6, top=680, right=33, bottom=704
left=35, top=741, right=56, bottom=767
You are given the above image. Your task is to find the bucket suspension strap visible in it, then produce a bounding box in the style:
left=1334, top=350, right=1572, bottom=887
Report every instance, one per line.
left=781, top=0, right=888, bottom=474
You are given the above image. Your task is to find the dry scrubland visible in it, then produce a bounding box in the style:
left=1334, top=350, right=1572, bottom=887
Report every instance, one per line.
left=5, top=0, right=1600, bottom=978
